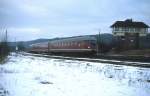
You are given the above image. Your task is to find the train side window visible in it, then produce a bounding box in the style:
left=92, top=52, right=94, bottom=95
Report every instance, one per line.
left=90, top=40, right=96, bottom=46
left=73, top=42, right=75, bottom=45
left=70, top=42, right=73, bottom=46
left=75, top=42, right=77, bottom=45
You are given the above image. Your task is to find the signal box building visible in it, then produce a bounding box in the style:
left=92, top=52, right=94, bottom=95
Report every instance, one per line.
left=111, top=19, right=149, bottom=50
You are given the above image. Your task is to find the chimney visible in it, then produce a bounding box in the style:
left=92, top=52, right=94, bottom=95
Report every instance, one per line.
left=125, top=19, right=132, bottom=22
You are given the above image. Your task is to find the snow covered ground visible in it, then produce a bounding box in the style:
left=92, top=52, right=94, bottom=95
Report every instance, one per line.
left=0, top=52, right=150, bottom=96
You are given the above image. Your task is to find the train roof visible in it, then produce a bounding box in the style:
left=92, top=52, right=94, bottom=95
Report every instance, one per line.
left=50, top=36, right=96, bottom=43
left=29, top=35, right=97, bottom=47
left=30, top=42, right=49, bottom=47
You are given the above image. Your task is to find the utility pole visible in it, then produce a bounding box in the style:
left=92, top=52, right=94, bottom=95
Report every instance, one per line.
left=96, top=29, right=101, bottom=55
left=15, top=38, right=18, bottom=52
left=5, top=29, right=8, bottom=42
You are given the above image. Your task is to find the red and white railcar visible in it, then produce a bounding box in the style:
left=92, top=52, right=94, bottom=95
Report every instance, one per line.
left=49, top=36, right=96, bottom=53
left=29, top=42, right=49, bottom=53
left=29, top=36, right=97, bottom=54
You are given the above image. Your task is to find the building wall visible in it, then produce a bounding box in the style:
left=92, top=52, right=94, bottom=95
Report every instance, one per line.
left=112, top=27, right=148, bottom=36
left=115, top=33, right=139, bottom=50
left=112, top=27, right=145, bottom=50
left=124, top=33, right=139, bottom=49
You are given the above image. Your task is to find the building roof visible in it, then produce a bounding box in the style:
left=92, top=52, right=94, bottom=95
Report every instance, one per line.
left=110, top=19, right=149, bottom=28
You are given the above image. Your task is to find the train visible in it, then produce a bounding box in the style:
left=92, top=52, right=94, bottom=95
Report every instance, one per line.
left=29, top=36, right=97, bottom=55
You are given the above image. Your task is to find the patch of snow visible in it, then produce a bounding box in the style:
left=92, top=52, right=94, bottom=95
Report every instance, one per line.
left=0, top=52, right=150, bottom=96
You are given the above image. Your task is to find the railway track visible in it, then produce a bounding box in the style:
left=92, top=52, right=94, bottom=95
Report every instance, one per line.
left=22, top=52, right=150, bottom=68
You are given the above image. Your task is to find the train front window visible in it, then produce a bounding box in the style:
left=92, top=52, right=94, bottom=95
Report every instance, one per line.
left=90, top=40, right=96, bottom=46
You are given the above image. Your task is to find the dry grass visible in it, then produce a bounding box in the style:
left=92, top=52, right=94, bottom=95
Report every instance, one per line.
left=119, top=49, right=150, bottom=56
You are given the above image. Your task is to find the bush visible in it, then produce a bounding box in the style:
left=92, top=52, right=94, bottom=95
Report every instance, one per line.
left=0, top=42, right=10, bottom=63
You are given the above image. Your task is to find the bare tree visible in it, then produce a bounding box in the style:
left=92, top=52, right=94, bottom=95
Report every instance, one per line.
left=0, top=29, right=10, bottom=62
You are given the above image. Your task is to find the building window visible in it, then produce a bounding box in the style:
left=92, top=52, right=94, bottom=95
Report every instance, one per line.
left=129, top=28, right=134, bottom=32
left=122, top=27, right=126, bottom=31
left=136, top=28, right=141, bottom=32
left=115, top=27, right=119, bottom=31
left=125, top=28, right=129, bottom=32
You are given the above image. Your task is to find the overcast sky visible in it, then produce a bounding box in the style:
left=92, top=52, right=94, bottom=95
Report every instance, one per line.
left=0, top=0, right=150, bottom=41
